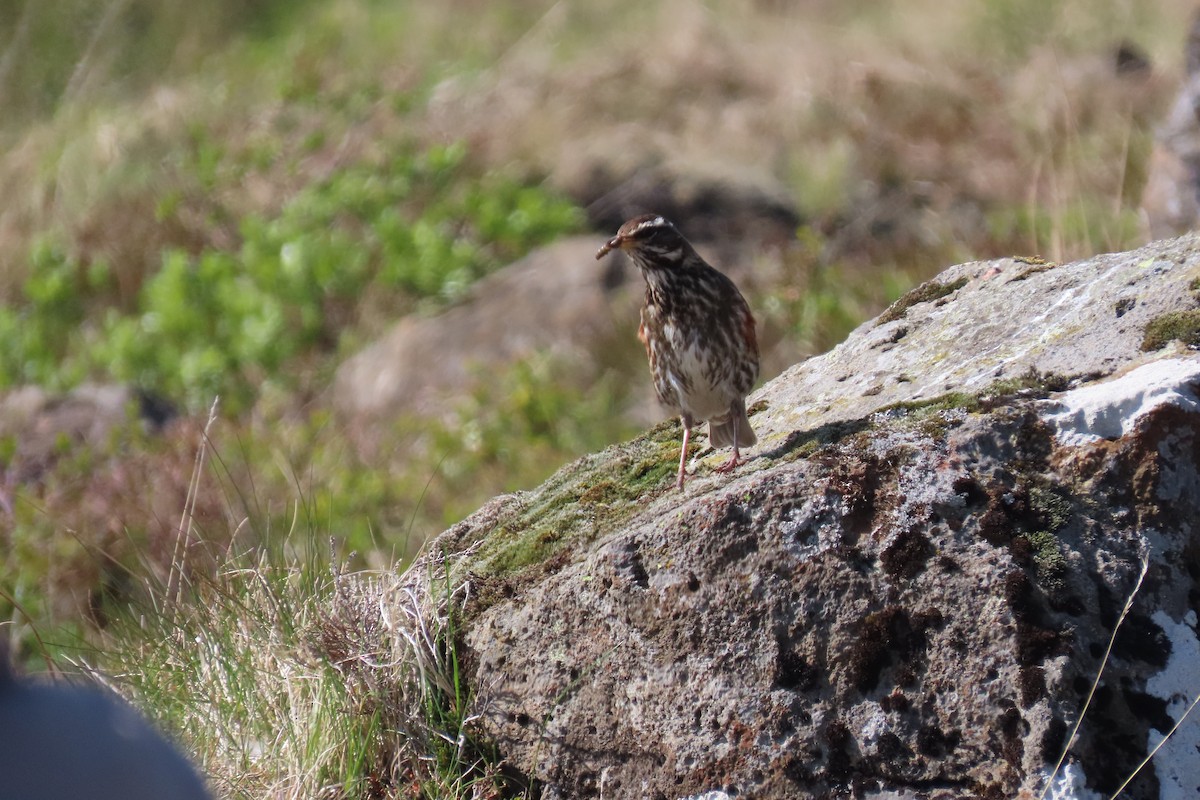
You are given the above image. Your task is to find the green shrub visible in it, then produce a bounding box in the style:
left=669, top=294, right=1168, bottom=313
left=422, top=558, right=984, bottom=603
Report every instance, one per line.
left=1, top=143, right=583, bottom=412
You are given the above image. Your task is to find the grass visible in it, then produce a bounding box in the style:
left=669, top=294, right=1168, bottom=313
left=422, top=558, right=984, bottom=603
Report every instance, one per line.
left=92, top=534, right=528, bottom=799
left=67, top=409, right=522, bottom=800
left=0, top=142, right=584, bottom=411
left=2, top=350, right=636, bottom=662
left=104, top=551, right=383, bottom=799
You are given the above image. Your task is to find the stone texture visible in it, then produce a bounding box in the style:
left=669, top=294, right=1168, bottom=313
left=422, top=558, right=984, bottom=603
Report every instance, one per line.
left=378, top=234, right=1200, bottom=799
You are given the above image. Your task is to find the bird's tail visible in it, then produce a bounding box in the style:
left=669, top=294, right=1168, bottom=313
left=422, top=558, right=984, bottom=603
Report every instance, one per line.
left=708, top=398, right=756, bottom=449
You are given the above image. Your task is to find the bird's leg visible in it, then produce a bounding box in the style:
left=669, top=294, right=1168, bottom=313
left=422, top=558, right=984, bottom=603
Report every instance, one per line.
left=676, top=416, right=693, bottom=490
left=714, top=410, right=745, bottom=474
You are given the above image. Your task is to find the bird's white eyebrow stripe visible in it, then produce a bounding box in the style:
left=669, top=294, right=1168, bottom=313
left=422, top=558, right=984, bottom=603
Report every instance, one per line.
left=635, top=216, right=669, bottom=234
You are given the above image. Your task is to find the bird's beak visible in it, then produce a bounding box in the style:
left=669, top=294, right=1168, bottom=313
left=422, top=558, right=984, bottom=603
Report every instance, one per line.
left=595, top=235, right=623, bottom=260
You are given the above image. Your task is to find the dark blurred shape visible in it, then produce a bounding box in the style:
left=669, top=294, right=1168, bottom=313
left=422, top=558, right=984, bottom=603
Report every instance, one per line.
left=1114, top=40, right=1151, bottom=77
left=1189, top=7, right=1200, bottom=77
left=136, top=387, right=178, bottom=430
left=0, top=645, right=211, bottom=800
left=582, top=165, right=802, bottom=248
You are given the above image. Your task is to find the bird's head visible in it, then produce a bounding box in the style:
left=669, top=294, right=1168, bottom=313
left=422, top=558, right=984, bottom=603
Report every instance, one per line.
left=595, top=214, right=686, bottom=264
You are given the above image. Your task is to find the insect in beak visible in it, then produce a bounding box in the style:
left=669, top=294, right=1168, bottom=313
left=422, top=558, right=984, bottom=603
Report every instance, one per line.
left=596, top=235, right=622, bottom=260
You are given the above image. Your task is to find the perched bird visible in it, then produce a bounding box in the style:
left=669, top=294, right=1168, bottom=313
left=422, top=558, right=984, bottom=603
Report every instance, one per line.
left=597, top=214, right=759, bottom=489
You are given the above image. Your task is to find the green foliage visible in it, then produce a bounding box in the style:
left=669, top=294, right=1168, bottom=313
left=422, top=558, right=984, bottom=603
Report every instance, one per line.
left=0, top=240, right=110, bottom=388
left=424, top=353, right=638, bottom=528
left=0, top=143, right=582, bottom=412
left=435, top=355, right=630, bottom=481
left=0, top=350, right=634, bottom=665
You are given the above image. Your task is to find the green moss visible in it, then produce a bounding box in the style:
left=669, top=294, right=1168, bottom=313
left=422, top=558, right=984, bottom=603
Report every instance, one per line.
left=1142, top=309, right=1200, bottom=351
left=1010, top=255, right=1059, bottom=282
left=876, top=277, right=969, bottom=324
left=1005, top=482, right=1075, bottom=594
left=872, top=392, right=977, bottom=440
left=1029, top=485, right=1071, bottom=533
left=478, top=478, right=588, bottom=575
left=1019, top=530, right=1067, bottom=590
left=773, top=419, right=870, bottom=464
left=781, top=434, right=825, bottom=462
left=879, top=391, right=980, bottom=416
left=871, top=370, right=1073, bottom=442
left=879, top=370, right=1069, bottom=430
left=979, top=369, right=1070, bottom=401
left=623, top=448, right=681, bottom=493
left=646, top=417, right=683, bottom=444
left=469, top=436, right=679, bottom=578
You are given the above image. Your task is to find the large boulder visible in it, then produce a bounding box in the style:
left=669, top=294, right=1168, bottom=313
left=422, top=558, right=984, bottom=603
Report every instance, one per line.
left=360, top=234, right=1200, bottom=799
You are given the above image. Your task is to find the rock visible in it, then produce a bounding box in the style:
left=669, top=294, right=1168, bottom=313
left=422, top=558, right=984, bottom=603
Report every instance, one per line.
left=1041, top=357, right=1200, bottom=447
left=755, top=242, right=1198, bottom=435
left=348, top=234, right=1200, bottom=799
left=0, top=383, right=174, bottom=485
left=332, top=236, right=642, bottom=423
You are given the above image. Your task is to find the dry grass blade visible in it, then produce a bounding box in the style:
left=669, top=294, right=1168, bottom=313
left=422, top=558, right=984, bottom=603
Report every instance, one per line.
left=1105, top=688, right=1200, bottom=798
left=318, top=539, right=521, bottom=798
left=167, top=396, right=220, bottom=612
left=1038, top=553, right=1150, bottom=800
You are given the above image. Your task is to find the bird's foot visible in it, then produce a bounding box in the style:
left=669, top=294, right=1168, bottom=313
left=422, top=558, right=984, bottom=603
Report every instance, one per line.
left=713, top=450, right=746, bottom=474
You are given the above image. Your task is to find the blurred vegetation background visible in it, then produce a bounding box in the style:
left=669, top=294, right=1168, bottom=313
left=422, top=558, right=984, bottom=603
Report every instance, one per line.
left=0, top=1, right=1194, bottom=778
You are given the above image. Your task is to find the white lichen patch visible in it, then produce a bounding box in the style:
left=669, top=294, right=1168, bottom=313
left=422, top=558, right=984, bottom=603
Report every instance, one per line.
left=1040, top=357, right=1200, bottom=447
left=1044, top=760, right=1104, bottom=800
left=1145, top=609, right=1200, bottom=800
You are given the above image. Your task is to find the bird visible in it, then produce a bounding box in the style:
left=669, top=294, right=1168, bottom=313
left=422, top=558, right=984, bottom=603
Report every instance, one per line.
left=596, top=213, right=759, bottom=489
